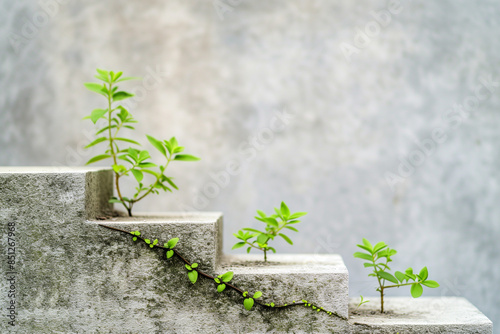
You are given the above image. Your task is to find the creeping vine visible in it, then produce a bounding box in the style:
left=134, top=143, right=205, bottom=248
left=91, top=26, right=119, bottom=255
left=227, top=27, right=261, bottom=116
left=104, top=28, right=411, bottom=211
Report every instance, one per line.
left=99, top=224, right=347, bottom=320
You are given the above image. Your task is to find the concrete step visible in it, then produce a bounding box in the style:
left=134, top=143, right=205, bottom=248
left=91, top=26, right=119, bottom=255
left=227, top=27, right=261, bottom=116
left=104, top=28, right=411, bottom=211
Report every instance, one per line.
left=0, top=167, right=350, bottom=332
left=102, top=212, right=223, bottom=272
left=221, top=254, right=349, bottom=319
left=348, top=297, right=493, bottom=333
left=0, top=167, right=493, bottom=333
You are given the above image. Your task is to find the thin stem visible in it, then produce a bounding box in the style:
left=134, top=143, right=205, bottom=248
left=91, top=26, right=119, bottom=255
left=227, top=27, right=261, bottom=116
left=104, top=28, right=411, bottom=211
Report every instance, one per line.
left=106, top=80, right=129, bottom=215
left=382, top=281, right=424, bottom=289
left=371, top=254, right=385, bottom=313
left=98, top=224, right=347, bottom=320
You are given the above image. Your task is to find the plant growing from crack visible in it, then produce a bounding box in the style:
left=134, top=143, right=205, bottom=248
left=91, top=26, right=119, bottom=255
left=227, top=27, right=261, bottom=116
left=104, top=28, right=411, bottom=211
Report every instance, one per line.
left=354, top=238, right=440, bottom=313
left=232, top=202, right=306, bottom=261
left=353, top=295, right=369, bottom=314
left=101, top=224, right=345, bottom=318
left=83, top=69, right=199, bottom=216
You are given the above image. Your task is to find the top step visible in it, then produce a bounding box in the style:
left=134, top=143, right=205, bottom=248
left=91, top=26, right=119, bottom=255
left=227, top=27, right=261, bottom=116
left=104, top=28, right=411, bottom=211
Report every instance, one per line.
left=0, top=167, right=113, bottom=219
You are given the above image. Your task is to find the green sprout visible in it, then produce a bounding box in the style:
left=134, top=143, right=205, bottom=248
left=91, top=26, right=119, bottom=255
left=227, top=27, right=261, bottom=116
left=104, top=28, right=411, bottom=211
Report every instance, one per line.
left=232, top=202, right=306, bottom=261
left=354, top=238, right=439, bottom=313
left=83, top=69, right=200, bottom=216
left=353, top=295, right=369, bottom=313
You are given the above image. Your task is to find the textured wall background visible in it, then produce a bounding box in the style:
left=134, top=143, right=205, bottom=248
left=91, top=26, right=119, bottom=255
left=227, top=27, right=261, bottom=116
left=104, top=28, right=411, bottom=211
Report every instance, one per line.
left=1, top=0, right=499, bottom=329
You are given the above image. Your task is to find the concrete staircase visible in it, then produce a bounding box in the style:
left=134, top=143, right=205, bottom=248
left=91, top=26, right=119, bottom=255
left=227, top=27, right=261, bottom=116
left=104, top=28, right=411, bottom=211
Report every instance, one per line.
left=0, top=168, right=492, bottom=333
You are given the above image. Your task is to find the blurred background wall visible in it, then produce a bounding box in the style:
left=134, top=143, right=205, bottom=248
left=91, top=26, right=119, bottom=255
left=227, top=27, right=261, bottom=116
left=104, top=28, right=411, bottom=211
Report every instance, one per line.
left=1, top=0, right=499, bottom=328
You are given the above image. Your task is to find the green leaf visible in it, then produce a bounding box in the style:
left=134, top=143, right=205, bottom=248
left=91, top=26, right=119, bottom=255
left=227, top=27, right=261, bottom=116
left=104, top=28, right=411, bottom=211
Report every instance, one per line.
left=247, top=247, right=252, bottom=253
left=373, top=242, right=387, bottom=253
left=410, top=283, right=423, bottom=298
left=262, top=217, right=279, bottom=227
left=146, top=135, right=166, bottom=156
left=95, top=125, right=116, bottom=135
left=377, top=271, right=399, bottom=284
left=256, top=210, right=267, bottom=218
left=162, top=176, right=179, bottom=190
left=132, top=237, right=137, bottom=241
left=253, top=291, right=262, bottom=299
left=86, top=154, right=111, bottom=165
left=185, top=264, right=191, bottom=270
left=114, top=137, right=141, bottom=146
left=108, top=198, right=123, bottom=204
left=167, top=238, right=179, bottom=249
left=174, top=154, right=200, bottom=161
left=232, top=242, right=245, bottom=250
left=166, top=250, right=174, bottom=259
left=419, top=267, right=429, bottom=281
left=280, top=202, right=290, bottom=218
left=354, top=252, right=373, bottom=261
left=356, top=244, right=373, bottom=254
left=85, top=137, right=107, bottom=148
left=113, top=91, right=134, bottom=101
left=138, top=162, right=156, bottom=168
left=131, top=169, right=143, bottom=182
left=142, top=169, right=160, bottom=178
left=289, top=212, right=307, bottom=219
left=116, top=76, right=141, bottom=82
left=84, top=83, right=107, bottom=97
left=221, top=271, right=233, bottom=282
left=217, top=284, right=226, bottom=292
left=242, top=291, right=248, bottom=297
left=144, top=239, right=150, bottom=244
left=395, top=271, right=406, bottom=283
left=256, top=234, right=269, bottom=245
left=188, top=270, right=198, bottom=284
left=244, top=298, right=254, bottom=311
left=214, top=278, right=220, bottom=284
left=96, top=69, right=110, bottom=81
left=362, top=238, right=373, bottom=252
left=286, top=220, right=301, bottom=224
left=284, top=226, right=299, bottom=232
left=242, top=228, right=264, bottom=234
left=88, top=108, right=108, bottom=124
left=421, top=280, right=439, bottom=288
left=363, top=263, right=376, bottom=268
left=279, top=233, right=293, bottom=245
left=112, top=164, right=127, bottom=173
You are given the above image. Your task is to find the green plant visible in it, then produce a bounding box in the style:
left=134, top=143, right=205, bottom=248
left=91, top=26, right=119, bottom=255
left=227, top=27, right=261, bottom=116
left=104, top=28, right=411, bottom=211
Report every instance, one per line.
left=354, top=238, right=440, bottom=313
left=83, top=69, right=199, bottom=216
left=232, top=202, right=307, bottom=261
left=100, top=224, right=345, bottom=319
left=353, top=295, right=369, bottom=313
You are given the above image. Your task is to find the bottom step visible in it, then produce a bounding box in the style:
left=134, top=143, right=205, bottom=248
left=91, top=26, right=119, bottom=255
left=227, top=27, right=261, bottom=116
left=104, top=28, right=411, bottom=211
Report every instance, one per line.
left=349, top=297, right=493, bottom=334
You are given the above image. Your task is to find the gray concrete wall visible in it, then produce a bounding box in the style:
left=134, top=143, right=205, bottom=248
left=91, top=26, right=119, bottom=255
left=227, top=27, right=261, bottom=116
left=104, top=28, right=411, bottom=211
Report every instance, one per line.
left=1, top=0, right=499, bottom=330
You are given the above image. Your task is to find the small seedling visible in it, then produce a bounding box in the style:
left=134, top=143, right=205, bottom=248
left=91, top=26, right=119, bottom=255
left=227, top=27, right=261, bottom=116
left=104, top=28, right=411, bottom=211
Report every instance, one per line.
left=353, top=295, right=369, bottom=313
left=232, top=202, right=306, bottom=261
left=354, top=238, right=439, bottom=313
left=83, top=69, right=200, bottom=216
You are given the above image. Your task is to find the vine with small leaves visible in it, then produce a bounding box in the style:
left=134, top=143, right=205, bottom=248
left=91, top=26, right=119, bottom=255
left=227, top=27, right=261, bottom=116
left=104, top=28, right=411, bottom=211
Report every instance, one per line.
left=100, top=224, right=346, bottom=318
left=83, top=69, right=200, bottom=216
left=354, top=238, right=440, bottom=313
left=232, top=202, right=306, bottom=262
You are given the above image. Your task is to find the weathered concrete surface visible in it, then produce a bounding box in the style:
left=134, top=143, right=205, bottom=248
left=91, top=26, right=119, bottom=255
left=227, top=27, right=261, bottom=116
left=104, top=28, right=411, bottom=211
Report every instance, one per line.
left=0, top=166, right=113, bottom=219
left=0, top=168, right=349, bottom=333
left=102, top=212, right=224, bottom=272
left=349, top=297, right=493, bottom=334
left=1, top=168, right=493, bottom=333
left=222, top=254, right=349, bottom=319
